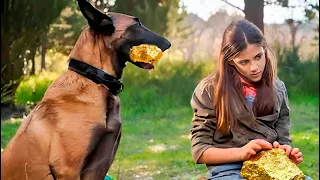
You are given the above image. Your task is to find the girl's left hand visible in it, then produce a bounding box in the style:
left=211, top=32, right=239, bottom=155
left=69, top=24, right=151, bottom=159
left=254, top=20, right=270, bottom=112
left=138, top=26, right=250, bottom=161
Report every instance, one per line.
left=273, top=141, right=303, bottom=165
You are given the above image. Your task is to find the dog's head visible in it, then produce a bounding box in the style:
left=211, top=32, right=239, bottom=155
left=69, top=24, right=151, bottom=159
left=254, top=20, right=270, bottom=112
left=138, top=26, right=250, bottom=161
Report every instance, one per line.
left=77, top=0, right=171, bottom=74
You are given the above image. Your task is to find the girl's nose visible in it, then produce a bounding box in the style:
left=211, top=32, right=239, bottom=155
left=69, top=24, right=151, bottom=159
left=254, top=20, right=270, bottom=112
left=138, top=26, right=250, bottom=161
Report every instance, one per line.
left=250, top=63, right=258, bottom=72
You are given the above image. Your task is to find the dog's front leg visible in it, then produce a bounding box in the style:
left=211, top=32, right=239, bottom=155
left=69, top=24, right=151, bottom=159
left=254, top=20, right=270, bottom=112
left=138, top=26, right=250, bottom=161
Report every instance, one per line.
left=48, top=120, right=106, bottom=180
left=81, top=95, right=122, bottom=179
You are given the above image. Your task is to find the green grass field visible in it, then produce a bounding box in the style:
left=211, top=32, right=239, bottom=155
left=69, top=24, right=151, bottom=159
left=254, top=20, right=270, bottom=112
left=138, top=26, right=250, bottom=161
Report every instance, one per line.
left=1, top=61, right=319, bottom=179
left=1, top=97, right=318, bottom=180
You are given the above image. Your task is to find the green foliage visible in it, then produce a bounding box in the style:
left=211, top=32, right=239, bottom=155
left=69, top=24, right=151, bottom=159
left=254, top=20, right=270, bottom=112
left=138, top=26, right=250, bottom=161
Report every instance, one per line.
left=276, top=46, right=319, bottom=96
left=1, top=81, right=16, bottom=105
left=35, top=50, right=69, bottom=73
left=119, top=59, right=212, bottom=117
left=112, top=0, right=186, bottom=36
left=14, top=71, right=59, bottom=106
left=47, top=1, right=87, bottom=55
left=12, top=58, right=212, bottom=111
left=1, top=66, right=18, bottom=104
left=1, top=0, right=72, bottom=104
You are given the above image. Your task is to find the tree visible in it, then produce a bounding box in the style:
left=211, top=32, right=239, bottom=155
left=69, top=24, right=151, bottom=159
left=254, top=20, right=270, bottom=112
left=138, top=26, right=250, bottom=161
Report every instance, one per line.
left=112, top=0, right=183, bottom=36
left=1, top=0, right=70, bottom=105
left=45, top=0, right=118, bottom=59
left=91, top=0, right=114, bottom=12
left=305, top=3, right=319, bottom=46
left=285, top=19, right=304, bottom=51
left=244, top=0, right=264, bottom=33
left=221, top=0, right=300, bottom=33
left=46, top=2, right=87, bottom=57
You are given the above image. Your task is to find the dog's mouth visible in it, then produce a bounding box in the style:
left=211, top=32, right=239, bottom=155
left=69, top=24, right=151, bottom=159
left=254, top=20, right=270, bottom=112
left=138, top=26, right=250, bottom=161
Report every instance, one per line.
left=128, top=44, right=163, bottom=70
left=129, top=60, right=155, bottom=69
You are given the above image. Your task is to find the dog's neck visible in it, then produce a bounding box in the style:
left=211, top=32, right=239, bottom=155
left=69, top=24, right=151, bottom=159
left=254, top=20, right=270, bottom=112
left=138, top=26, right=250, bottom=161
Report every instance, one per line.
left=69, top=28, right=121, bottom=79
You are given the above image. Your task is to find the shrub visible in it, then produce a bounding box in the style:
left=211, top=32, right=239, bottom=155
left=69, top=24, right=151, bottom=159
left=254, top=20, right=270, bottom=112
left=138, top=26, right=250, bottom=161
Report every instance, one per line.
left=277, top=47, right=319, bottom=96
left=14, top=71, right=59, bottom=106
left=120, top=59, right=213, bottom=117
left=13, top=59, right=213, bottom=116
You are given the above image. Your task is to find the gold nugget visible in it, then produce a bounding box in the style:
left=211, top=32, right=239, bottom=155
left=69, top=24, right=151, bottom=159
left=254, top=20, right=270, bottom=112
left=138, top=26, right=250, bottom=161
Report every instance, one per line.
left=240, top=148, right=305, bottom=180
left=129, top=44, right=163, bottom=64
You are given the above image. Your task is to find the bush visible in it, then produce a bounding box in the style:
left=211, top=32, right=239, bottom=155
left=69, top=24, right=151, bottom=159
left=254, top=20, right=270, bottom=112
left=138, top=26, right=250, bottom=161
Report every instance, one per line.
left=120, top=59, right=213, bottom=117
left=15, top=51, right=318, bottom=118
left=14, top=71, right=59, bottom=106
left=13, top=59, right=213, bottom=116
left=277, top=47, right=319, bottom=97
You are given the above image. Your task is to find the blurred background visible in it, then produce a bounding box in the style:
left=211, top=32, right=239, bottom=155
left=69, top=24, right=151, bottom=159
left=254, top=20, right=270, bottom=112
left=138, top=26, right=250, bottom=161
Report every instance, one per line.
left=1, top=0, right=319, bottom=179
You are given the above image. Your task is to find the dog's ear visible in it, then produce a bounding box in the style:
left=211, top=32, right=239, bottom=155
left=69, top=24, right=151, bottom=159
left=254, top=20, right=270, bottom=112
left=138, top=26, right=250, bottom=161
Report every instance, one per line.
left=77, top=0, right=115, bottom=35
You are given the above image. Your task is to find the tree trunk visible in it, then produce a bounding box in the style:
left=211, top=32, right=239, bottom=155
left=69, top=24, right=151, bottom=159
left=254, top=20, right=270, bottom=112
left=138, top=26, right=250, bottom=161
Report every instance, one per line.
left=1, top=30, right=22, bottom=105
left=1, top=54, right=24, bottom=105
left=290, top=28, right=297, bottom=50
left=286, top=20, right=303, bottom=50
left=244, top=0, right=264, bottom=33
left=1, top=40, right=10, bottom=77
left=30, top=49, right=36, bottom=75
left=1, top=37, right=15, bottom=87
left=41, top=40, right=47, bottom=70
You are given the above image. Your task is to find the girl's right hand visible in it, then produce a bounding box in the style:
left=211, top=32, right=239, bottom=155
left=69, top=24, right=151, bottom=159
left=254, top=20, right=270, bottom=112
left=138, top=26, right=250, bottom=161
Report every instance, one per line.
left=238, top=139, right=273, bottom=161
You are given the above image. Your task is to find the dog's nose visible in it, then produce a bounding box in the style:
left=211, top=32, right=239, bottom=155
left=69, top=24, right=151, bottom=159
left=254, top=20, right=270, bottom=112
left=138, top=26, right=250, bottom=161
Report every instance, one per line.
left=164, top=39, right=171, bottom=49
left=160, top=38, right=171, bottom=51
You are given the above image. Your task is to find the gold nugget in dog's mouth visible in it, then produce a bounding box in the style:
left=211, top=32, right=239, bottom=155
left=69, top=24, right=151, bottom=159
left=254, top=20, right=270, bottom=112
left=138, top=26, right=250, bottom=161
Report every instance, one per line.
left=129, top=44, right=163, bottom=65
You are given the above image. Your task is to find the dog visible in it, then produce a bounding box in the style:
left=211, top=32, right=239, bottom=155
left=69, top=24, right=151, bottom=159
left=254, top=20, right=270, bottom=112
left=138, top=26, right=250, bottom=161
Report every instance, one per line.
left=1, top=0, right=171, bottom=179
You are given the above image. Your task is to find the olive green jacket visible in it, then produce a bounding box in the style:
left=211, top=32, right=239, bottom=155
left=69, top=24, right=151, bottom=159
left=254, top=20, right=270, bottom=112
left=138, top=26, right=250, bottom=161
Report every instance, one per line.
left=190, top=75, right=291, bottom=167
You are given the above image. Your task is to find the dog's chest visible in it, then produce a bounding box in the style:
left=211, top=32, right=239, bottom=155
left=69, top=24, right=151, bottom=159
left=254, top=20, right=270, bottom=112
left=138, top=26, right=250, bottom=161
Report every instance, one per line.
left=105, top=95, right=122, bottom=132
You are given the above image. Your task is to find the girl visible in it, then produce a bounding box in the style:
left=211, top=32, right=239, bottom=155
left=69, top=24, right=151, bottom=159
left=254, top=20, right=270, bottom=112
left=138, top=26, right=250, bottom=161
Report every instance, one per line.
left=190, top=19, right=312, bottom=179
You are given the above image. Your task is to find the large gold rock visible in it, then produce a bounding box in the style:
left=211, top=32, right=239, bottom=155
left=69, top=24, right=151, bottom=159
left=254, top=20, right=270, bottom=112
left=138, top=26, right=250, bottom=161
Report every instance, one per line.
left=129, top=44, right=163, bottom=64
left=240, top=148, right=305, bottom=180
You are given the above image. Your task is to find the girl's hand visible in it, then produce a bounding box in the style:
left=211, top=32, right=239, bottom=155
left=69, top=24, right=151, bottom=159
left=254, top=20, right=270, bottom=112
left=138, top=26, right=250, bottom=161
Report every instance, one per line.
left=238, top=139, right=273, bottom=161
left=273, top=141, right=303, bottom=165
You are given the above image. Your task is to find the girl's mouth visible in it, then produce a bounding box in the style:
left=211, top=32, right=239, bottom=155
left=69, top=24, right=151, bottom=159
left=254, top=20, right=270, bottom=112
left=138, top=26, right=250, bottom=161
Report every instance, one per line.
left=251, top=72, right=260, bottom=77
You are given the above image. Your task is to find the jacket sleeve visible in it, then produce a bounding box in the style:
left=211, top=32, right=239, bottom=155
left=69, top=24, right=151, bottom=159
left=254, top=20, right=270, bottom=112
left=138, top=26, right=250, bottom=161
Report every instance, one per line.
left=275, top=81, right=292, bottom=145
left=190, top=80, right=217, bottom=163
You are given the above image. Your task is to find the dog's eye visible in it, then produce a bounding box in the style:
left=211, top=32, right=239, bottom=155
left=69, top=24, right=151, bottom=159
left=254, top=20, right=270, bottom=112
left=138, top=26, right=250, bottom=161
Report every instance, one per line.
left=134, top=18, right=142, bottom=26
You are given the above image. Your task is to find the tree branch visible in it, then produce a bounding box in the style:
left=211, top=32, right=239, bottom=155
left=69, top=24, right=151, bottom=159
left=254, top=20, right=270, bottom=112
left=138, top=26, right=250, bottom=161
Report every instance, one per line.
left=299, top=35, right=306, bottom=45
left=264, top=0, right=309, bottom=8
left=221, top=0, right=244, bottom=12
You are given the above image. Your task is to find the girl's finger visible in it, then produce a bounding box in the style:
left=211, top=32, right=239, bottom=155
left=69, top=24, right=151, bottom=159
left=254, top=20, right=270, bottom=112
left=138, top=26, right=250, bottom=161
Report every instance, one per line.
left=251, top=143, right=262, bottom=152
left=273, top=141, right=280, bottom=148
left=280, top=145, right=292, bottom=156
left=248, top=149, right=256, bottom=156
left=296, top=157, right=303, bottom=164
left=294, top=152, right=302, bottom=158
left=255, top=139, right=272, bottom=149
left=291, top=148, right=300, bottom=155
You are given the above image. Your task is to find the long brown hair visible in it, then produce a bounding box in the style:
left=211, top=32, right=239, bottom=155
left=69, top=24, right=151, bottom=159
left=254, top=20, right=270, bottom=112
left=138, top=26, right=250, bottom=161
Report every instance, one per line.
left=214, top=19, right=277, bottom=135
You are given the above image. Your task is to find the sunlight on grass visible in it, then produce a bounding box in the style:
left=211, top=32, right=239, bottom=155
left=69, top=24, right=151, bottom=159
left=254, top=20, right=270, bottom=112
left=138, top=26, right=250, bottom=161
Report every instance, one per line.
left=1, top=97, right=318, bottom=179
left=289, top=101, right=319, bottom=179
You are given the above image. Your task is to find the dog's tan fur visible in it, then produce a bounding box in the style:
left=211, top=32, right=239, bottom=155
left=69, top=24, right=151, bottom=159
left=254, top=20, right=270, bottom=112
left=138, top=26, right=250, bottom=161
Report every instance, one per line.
left=1, top=13, right=136, bottom=180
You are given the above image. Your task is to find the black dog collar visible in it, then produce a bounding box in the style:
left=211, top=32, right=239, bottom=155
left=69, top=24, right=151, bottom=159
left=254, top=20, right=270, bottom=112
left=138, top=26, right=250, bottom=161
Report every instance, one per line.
left=68, top=58, right=123, bottom=95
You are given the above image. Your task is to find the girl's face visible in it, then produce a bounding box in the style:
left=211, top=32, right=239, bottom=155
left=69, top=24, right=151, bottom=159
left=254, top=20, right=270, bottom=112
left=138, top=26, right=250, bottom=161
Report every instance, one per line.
left=232, top=44, right=266, bottom=82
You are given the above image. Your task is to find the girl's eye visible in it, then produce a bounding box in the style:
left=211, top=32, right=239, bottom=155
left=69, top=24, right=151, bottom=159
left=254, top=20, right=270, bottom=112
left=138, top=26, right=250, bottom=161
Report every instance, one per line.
left=240, top=60, right=248, bottom=65
left=255, top=54, right=262, bottom=60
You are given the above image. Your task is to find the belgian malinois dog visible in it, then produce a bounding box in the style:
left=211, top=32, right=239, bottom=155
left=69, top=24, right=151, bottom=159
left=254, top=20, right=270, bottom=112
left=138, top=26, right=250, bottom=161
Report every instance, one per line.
left=1, top=0, right=171, bottom=179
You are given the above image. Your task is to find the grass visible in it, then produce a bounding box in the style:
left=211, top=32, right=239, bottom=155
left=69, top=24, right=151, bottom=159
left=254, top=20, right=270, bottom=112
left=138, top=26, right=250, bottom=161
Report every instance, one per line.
left=289, top=102, right=319, bottom=179
left=1, top=59, right=318, bottom=179
left=1, top=97, right=318, bottom=180
left=108, top=107, right=207, bottom=180
left=1, top=119, right=21, bottom=151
